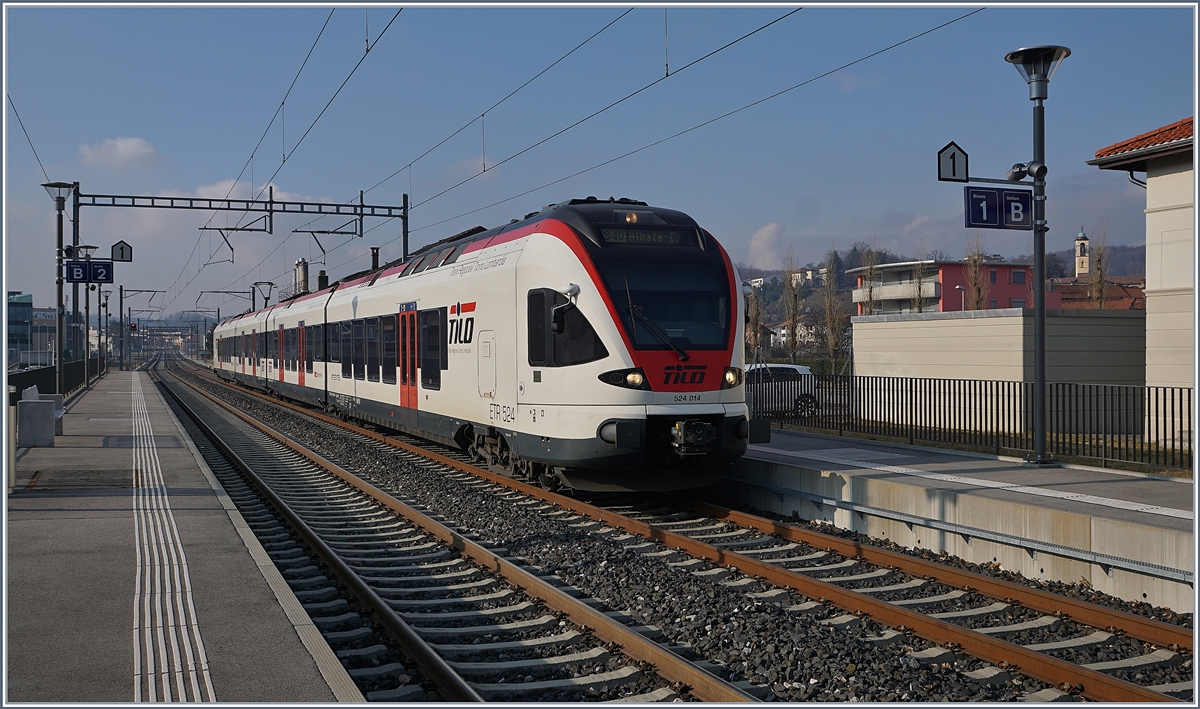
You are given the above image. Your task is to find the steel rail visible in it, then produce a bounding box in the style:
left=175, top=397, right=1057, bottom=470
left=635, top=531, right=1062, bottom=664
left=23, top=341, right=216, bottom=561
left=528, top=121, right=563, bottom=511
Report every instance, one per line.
left=181, top=363, right=1183, bottom=703
left=151, top=370, right=484, bottom=702
left=672, top=497, right=1193, bottom=652
left=168, top=365, right=756, bottom=703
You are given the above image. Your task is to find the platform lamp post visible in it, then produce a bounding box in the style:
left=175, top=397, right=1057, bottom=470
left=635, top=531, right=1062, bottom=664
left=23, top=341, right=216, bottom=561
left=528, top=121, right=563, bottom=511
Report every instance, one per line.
left=101, top=290, right=112, bottom=372
left=77, top=244, right=98, bottom=388
left=954, top=284, right=966, bottom=311
left=1004, top=45, right=1070, bottom=467
left=41, top=182, right=76, bottom=395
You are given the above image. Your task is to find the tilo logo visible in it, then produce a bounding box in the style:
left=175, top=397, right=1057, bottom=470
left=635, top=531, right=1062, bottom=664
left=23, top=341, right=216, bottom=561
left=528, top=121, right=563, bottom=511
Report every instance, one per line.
left=663, top=364, right=707, bottom=385
left=449, top=301, right=476, bottom=344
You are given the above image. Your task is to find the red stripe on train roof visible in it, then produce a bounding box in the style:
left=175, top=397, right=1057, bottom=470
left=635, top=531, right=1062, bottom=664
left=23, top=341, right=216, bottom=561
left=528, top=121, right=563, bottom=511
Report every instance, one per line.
left=462, top=220, right=546, bottom=255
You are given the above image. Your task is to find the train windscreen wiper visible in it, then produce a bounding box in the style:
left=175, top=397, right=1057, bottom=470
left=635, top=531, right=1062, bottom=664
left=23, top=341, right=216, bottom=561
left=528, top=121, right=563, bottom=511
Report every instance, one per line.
left=624, top=278, right=689, bottom=361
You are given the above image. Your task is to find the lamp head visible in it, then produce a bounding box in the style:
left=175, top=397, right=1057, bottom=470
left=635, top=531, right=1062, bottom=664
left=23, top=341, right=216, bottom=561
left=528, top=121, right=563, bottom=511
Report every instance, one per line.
left=41, top=181, right=74, bottom=203
left=1005, top=45, right=1070, bottom=101
left=1007, top=161, right=1047, bottom=181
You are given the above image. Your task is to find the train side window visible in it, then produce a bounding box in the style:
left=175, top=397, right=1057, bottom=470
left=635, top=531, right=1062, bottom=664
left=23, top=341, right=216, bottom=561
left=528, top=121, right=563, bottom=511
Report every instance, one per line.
left=381, top=315, right=397, bottom=385
left=366, top=317, right=380, bottom=382
left=353, top=319, right=365, bottom=380
left=419, top=308, right=444, bottom=390
left=442, top=243, right=469, bottom=266
left=313, top=324, right=324, bottom=363
left=329, top=322, right=340, bottom=363
left=289, top=328, right=298, bottom=371
left=341, top=322, right=353, bottom=379
left=305, top=326, right=314, bottom=373
left=527, top=288, right=608, bottom=367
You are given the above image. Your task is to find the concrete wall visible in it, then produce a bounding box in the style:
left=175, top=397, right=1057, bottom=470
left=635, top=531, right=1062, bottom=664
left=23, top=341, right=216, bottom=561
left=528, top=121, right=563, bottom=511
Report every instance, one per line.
left=853, top=308, right=1146, bottom=385
left=1144, top=151, right=1194, bottom=390
left=729, top=457, right=1193, bottom=611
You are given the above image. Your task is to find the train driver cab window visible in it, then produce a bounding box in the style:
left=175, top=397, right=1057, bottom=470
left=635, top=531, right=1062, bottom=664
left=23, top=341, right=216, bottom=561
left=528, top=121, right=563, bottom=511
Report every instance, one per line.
left=527, top=288, right=608, bottom=367
left=353, top=319, right=365, bottom=380
left=419, top=308, right=446, bottom=390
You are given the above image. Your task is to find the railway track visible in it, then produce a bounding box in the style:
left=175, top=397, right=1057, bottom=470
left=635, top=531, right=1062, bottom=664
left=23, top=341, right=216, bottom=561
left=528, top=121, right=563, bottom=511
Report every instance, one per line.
left=152, top=359, right=756, bottom=702
left=168, top=356, right=1193, bottom=702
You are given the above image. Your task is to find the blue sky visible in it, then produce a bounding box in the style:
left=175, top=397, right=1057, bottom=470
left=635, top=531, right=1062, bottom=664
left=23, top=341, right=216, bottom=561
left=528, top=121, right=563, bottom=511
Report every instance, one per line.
left=4, top=4, right=1194, bottom=317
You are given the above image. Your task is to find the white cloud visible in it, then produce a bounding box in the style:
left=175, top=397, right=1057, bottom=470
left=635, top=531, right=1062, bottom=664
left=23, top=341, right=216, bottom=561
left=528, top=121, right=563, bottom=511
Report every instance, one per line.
left=78, top=137, right=162, bottom=170
left=747, top=222, right=785, bottom=269
left=190, top=180, right=313, bottom=203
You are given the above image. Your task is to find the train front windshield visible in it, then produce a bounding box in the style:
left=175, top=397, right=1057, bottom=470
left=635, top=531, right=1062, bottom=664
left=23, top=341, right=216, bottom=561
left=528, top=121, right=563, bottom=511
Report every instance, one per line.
left=596, top=260, right=731, bottom=350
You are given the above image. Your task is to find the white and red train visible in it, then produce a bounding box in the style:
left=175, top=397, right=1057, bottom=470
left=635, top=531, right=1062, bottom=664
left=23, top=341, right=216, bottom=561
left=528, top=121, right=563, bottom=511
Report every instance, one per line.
left=213, top=197, right=766, bottom=491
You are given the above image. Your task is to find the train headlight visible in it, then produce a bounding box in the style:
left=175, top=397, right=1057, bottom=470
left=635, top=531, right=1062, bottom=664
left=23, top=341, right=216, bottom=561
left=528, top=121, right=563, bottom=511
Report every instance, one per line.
left=598, top=368, right=650, bottom=390
left=721, top=366, right=743, bottom=389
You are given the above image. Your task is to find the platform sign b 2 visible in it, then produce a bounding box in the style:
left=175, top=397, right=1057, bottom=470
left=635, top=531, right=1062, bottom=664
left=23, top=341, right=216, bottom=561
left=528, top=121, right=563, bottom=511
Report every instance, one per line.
left=964, top=187, right=1032, bottom=231
left=89, top=260, right=114, bottom=283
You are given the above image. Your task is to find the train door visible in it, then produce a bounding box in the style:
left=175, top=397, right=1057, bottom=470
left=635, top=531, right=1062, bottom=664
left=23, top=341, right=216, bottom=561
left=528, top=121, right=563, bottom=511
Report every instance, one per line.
left=477, top=330, right=496, bottom=399
left=298, top=322, right=305, bottom=388
left=399, top=308, right=418, bottom=411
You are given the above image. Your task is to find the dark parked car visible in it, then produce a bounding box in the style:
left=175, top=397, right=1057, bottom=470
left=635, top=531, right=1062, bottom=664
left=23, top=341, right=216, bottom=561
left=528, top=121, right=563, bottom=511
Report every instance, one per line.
left=745, top=364, right=820, bottom=418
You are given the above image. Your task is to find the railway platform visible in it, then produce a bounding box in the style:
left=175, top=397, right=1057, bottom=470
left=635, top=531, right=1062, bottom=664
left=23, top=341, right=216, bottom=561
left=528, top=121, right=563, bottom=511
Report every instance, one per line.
left=724, top=428, right=1194, bottom=611
left=7, top=370, right=361, bottom=703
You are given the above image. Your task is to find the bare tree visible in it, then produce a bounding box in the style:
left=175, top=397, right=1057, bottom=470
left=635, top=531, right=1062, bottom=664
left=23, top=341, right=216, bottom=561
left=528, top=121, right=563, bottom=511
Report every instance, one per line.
left=963, top=232, right=990, bottom=310
left=819, top=248, right=847, bottom=371
left=781, top=248, right=801, bottom=363
left=1089, top=219, right=1110, bottom=309
left=746, top=287, right=764, bottom=359
left=911, top=242, right=929, bottom=313
left=861, top=242, right=879, bottom=316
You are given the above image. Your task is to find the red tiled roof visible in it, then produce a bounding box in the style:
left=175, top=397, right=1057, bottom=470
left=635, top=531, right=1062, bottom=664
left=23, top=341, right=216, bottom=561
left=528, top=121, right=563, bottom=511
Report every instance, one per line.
left=1095, top=117, right=1192, bottom=159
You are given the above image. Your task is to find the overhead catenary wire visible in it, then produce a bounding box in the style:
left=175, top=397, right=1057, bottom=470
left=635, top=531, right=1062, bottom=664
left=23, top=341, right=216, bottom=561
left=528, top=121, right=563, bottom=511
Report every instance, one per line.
left=411, top=7, right=803, bottom=211
left=350, top=7, right=986, bottom=262
left=289, top=6, right=804, bottom=282
left=7, top=93, right=51, bottom=183
left=290, top=6, right=635, bottom=239
left=213, top=8, right=983, bottom=310
left=213, top=9, right=631, bottom=311
left=171, top=9, right=401, bottom=313
left=162, top=9, right=336, bottom=305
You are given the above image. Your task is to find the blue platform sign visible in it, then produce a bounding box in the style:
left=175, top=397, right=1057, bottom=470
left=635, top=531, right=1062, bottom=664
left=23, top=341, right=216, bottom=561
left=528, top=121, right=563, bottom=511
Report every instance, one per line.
left=65, top=261, right=88, bottom=283
left=64, top=260, right=115, bottom=283
left=90, top=260, right=115, bottom=283
left=964, top=187, right=1033, bottom=231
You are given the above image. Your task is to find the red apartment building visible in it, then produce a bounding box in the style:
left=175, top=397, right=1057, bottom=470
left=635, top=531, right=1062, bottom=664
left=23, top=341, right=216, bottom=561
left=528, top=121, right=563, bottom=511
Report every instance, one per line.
left=846, top=259, right=1063, bottom=315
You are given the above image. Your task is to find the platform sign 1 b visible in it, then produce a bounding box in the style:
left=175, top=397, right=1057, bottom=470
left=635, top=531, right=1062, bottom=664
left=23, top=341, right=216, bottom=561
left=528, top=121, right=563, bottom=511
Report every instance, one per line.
left=964, top=187, right=1033, bottom=231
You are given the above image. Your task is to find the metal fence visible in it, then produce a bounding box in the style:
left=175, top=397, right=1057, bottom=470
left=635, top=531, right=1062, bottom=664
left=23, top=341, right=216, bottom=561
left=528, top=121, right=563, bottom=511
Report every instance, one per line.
left=6, top=358, right=108, bottom=398
left=748, top=374, right=1193, bottom=470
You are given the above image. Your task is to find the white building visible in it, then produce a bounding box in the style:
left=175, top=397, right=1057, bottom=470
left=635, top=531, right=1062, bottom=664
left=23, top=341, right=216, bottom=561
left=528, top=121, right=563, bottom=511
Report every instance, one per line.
left=1088, top=116, right=1193, bottom=390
